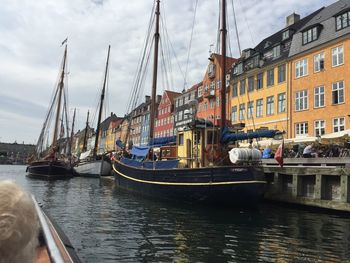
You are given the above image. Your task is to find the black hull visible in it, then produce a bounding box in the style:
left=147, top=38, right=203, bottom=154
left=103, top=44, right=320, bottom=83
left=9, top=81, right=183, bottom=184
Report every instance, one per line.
left=112, top=160, right=266, bottom=206
left=27, top=160, right=73, bottom=180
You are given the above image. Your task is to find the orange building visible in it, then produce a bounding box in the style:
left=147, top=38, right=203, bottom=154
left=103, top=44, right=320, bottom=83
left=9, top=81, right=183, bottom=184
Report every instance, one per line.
left=196, top=53, right=237, bottom=126
left=289, top=1, right=350, bottom=138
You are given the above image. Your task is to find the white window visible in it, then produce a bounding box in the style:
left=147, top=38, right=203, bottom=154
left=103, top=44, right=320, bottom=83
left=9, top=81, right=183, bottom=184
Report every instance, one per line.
left=179, top=111, right=183, bottom=121
left=272, top=45, right=280, bottom=58
left=198, top=86, right=203, bottom=97
left=210, top=99, right=214, bottom=109
left=277, top=93, right=286, bottom=113
left=314, top=86, right=325, bottom=108
left=332, top=80, right=344, bottom=104
left=231, top=106, right=237, bottom=122
left=256, top=99, right=263, bottom=117
left=314, top=52, right=324, bottom=72
left=239, top=104, right=245, bottom=120
left=295, top=90, right=308, bottom=111
left=333, top=117, right=345, bottom=132
left=266, top=96, right=274, bottom=115
left=247, top=101, right=254, bottom=119
left=295, top=59, right=308, bottom=78
left=216, top=97, right=220, bottom=107
left=314, top=120, right=325, bottom=137
left=226, top=74, right=230, bottom=87
left=210, top=82, right=215, bottom=91
left=332, top=46, right=344, bottom=67
left=296, top=122, right=308, bottom=136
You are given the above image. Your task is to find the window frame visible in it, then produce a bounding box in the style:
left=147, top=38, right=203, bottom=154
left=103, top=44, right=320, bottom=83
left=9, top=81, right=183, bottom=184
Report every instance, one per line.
left=266, top=95, right=274, bottom=115
left=332, top=45, right=344, bottom=67
left=277, top=92, right=286, bottom=113
left=295, top=122, right=309, bottom=137
left=332, top=80, right=344, bottom=105
left=314, top=120, right=325, bottom=137
left=295, top=90, right=308, bottom=111
left=314, top=86, right=325, bottom=108
left=256, top=99, right=263, bottom=117
left=333, top=117, right=345, bottom=132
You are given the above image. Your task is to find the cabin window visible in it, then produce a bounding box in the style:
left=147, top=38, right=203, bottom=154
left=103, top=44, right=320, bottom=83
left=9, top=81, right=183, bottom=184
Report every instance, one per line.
left=178, top=134, right=184, bottom=145
left=207, top=131, right=218, bottom=144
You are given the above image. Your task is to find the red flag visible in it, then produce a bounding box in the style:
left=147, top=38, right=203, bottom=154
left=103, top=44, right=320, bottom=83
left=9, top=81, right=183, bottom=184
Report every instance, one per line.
left=274, top=139, right=284, bottom=167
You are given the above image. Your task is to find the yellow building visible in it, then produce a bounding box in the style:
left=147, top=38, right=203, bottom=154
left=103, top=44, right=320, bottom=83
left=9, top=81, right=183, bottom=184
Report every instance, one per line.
left=289, top=1, right=350, bottom=138
left=230, top=12, right=320, bottom=137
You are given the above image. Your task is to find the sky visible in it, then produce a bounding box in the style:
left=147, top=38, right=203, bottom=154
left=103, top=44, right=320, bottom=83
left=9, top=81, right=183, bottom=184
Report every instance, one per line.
left=0, top=0, right=337, bottom=144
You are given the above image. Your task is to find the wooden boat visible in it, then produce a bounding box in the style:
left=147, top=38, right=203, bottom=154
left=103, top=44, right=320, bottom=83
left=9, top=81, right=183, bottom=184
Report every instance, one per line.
left=33, top=197, right=81, bottom=263
left=73, top=46, right=112, bottom=177
left=112, top=0, right=278, bottom=205
left=27, top=43, right=73, bottom=180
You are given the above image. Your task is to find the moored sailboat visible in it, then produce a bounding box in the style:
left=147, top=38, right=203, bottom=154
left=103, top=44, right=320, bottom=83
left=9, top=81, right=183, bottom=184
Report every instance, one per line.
left=112, top=0, right=279, bottom=205
left=73, top=45, right=112, bottom=177
left=27, top=43, right=73, bottom=180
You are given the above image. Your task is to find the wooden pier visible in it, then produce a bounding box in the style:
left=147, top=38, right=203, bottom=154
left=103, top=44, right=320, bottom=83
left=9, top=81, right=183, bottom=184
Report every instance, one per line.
left=262, top=158, right=350, bottom=212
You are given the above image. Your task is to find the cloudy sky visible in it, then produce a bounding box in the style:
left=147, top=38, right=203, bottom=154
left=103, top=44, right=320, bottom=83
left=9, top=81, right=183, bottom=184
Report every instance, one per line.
left=0, top=0, right=337, bottom=144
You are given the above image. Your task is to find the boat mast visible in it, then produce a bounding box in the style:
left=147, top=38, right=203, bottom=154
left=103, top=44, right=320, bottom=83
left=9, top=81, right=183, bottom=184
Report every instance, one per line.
left=220, top=0, right=227, bottom=131
left=93, top=45, right=111, bottom=158
left=69, top=108, right=76, bottom=158
left=52, top=45, right=67, bottom=148
left=82, top=110, right=90, bottom=152
left=149, top=0, right=160, bottom=142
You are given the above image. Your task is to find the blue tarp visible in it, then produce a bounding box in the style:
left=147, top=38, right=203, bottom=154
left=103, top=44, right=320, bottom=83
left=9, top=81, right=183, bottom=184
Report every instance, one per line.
left=121, top=157, right=143, bottom=167
left=149, top=136, right=176, bottom=146
left=122, top=159, right=179, bottom=169
left=116, top=139, right=124, bottom=149
left=130, top=146, right=150, bottom=157
left=221, top=126, right=277, bottom=144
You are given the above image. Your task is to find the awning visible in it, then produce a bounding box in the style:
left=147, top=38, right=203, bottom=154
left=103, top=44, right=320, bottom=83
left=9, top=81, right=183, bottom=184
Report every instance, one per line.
left=130, top=146, right=150, bottom=157
left=321, top=129, right=350, bottom=139
left=149, top=136, right=176, bottom=146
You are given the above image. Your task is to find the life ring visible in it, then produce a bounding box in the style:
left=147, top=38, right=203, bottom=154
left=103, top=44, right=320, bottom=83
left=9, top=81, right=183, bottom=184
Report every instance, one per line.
left=205, top=144, right=221, bottom=162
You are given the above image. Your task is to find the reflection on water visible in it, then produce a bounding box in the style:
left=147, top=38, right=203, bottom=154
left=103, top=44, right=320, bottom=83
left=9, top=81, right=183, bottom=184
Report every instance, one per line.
left=1, top=165, right=350, bottom=262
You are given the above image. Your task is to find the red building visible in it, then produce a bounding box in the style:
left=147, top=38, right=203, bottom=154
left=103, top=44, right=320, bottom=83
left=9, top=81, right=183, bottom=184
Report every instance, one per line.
left=154, top=90, right=181, bottom=138
left=196, top=53, right=237, bottom=126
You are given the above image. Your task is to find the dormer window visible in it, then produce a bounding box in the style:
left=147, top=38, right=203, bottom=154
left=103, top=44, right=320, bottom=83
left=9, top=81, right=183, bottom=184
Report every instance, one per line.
left=208, top=63, right=215, bottom=78
left=264, top=41, right=272, bottom=49
left=272, top=45, right=281, bottom=58
left=282, top=30, right=289, bottom=40
left=335, top=10, right=350, bottom=31
left=302, top=26, right=320, bottom=45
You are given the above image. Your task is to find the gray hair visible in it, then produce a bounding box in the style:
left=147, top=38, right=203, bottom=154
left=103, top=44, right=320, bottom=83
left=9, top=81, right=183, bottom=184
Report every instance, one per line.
left=0, top=180, right=39, bottom=263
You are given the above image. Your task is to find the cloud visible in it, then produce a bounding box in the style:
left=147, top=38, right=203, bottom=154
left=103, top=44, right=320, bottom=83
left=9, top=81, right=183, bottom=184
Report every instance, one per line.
left=0, top=0, right=337, bottom=143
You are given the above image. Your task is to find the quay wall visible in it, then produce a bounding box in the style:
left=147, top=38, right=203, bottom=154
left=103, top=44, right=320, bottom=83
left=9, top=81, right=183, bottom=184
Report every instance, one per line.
left=262, top=158, right=350, bottom=212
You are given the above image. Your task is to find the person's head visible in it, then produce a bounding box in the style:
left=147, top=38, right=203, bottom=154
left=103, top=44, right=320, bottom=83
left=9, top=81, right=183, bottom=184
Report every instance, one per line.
left=0, top=180, right=39, bottom=263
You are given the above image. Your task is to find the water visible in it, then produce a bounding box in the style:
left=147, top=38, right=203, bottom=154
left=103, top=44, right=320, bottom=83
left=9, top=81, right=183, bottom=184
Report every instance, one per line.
left=1, top=165, right=350, bottom=262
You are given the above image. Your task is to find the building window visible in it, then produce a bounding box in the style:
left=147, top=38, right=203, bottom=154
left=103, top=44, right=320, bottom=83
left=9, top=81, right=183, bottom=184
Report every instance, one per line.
left=240, top=79, right=246, bottom=95
left=267, top=68, right=274, bottom=86
left=277, top=93, right=286, bottom=113
left=314, top=86, right=325, bottom=108
left=247, top=101, right=254, bottom=119
left=232, top=83, right=238, bottom=97
left=295, top=90, right=308, bottom=111
left=314, top=120, right=325, bottom=137
left=239, top=103, right=245, bottom=120
left=278, top=64, right=286, bottom=83
left=282, top=30, right=289, bottom=40
left=198, top=104, right=202, bottom=113
left=256, top=99, right=263, bottom=117
left=216, top=80, right=221, bottom=89
left=198, top=86, right=203, bottom=97
left=336, top=11, right=350, bottom=31
left=226, top=74, right=230, bottom=87
left=332, top=46, right=344, bottom=67
left=204, top=102, right=208, bottom=111
left=295, top=59, right=308, bottom=78
left=248, top=76, right=254, bottom=92
left=216, top=97, right=220, bottom=107
left=272, top=45, right=280, bottom=58
left=256, top=73, right=263, bottom=90
left=332, top=80, right=344, bottom=104
left=314, top=52, right=324, bottom=72
left=210, top=99, right=214, bottom=109
left=178, top=133, right=184, bottom=145
left=333, top=117, right=345, bottom=132
left=204, top=85, right=208, bottom=93
left=295, top=122, right=308, bottom=136
left=231, top=106, right=237, bottom=122
left=210, top=81, right=215, bottom=91
left=302, top=27, right=319, bottom=45
left=266, top=96, right=274, bottom=115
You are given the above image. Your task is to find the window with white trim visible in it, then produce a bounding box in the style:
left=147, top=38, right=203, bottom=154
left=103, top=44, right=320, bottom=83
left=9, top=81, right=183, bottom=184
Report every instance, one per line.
left=256, top=99, right=263, bottom=117
left=247, top=101, right=254, bottom=119
left=302, top=27, right=319, bottom=45
left=277, top=93, right=286, bottom=113
left=295, top=122, right=308, bottom=136
left=239, top=103, right=245, bottom=120
left=314, top=86, right=324, bottom=108
left=295, top=59, right=308, bottom=78
left=332, top=80, right=344, bottom=104
left=333, top=117, right=345, bottom=132
left=336, top=11, right=350, bottom=31
left=198, top=86, right=203, bottom=97
left=314, top=52, right=324, bottom=72
left=332, top=46, right=344, bottom=67
left=314, top=120, right=325, bottom=137
left=295, top=90, right=308, bottom=111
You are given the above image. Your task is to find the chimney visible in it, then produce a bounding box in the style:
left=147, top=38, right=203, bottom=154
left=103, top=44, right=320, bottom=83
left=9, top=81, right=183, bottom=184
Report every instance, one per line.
left=286, top=13, right=300, bottom=27
left=156, top=95, right=162, bottom=103
left=145, top=95, right=151, bottom=103
left=111, top=112, right=113, bottom=117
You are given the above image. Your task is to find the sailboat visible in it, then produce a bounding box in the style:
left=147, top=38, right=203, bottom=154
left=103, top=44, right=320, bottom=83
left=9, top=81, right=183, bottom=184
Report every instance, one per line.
left=73, top=45, right=112, bottom=177
left=112, top=0, right=279, bottom=205
left=27, top=43, right=73, bottom=180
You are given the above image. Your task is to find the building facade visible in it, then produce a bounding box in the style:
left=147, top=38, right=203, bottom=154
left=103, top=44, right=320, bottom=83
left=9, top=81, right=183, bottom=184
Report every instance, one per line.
left=289, top=0, right=350, bottom=138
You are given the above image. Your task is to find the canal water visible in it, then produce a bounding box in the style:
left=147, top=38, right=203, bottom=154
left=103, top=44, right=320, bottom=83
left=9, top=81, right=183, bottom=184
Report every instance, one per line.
left=1, top=165, right=350, bottom=262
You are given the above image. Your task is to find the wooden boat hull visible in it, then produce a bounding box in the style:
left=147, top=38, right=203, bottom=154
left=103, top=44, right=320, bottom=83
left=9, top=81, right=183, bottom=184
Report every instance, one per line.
left=73, top=158, right=111, bottom=177
left=27, top=160, right=73, bottom=180
left=112, top=160, right=266, bottom=205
